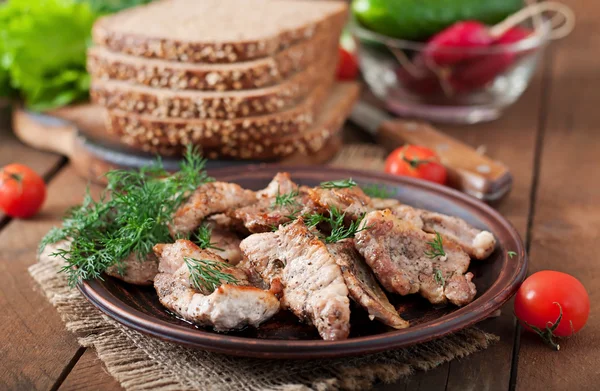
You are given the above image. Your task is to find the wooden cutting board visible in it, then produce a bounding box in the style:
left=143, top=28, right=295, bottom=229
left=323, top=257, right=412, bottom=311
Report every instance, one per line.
left=11, top=104, right=342, bottom=184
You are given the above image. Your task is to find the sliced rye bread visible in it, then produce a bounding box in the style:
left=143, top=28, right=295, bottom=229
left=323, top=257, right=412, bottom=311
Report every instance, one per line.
left=214, top=82, right=360, bottom=160
left=105, top=79, right=334, bottom=154
left=93, top=0, right=348, bottom=64
left=88, top=26, right=338, bottom=91
left=90, top=56, right=337, bottom=120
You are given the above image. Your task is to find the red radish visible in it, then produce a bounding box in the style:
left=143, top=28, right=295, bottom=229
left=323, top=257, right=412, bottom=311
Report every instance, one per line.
left=495, top=26, right=533, bottom=44
left=423, top=21, right=494, bottom=67
left=448, top=27, right=533, bottom=92
left=449, top=52, right=515, bottom=92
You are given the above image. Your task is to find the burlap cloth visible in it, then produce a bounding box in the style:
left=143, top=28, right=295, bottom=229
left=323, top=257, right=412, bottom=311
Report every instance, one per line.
left=28, top=144, right=499, bottom=391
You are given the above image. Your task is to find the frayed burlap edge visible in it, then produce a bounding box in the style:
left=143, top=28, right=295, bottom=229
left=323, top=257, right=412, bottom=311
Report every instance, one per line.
left=29, top=246, right=498, bottom=391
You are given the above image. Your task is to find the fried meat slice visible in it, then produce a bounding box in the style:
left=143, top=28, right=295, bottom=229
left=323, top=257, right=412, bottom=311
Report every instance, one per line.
left=170, top=182, right=256, bottom=237
left=240, top=219, right=351, bottom=340
left=152, top=240, right=279, bottom=330
left=326, top=240, right=409, bottom=329
left=308, top=186, right=373, bottom=220
left=355, top=210, right=476, bottom=307
left=392, top=205, right=496, bottom=260
left=105, top=252, right=159, bottom=286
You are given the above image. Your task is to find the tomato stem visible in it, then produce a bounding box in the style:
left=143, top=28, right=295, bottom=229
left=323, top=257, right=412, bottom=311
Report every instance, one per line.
left=522, top=302, right=564, bottom=351
left=399, top=147, right=436, bottom=169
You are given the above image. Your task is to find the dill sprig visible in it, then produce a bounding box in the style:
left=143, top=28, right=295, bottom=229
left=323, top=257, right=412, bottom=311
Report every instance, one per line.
left=424, top=231, right=446, bottom=259
left=320, top=178, right=357, bottom=189
left=40, top=145, right=213, bottom=288
left=184, top=257, right=239, bottom=292
left=271, top=187, right=299, bottom=209
left=433, top=269, right=445, bottom=287
left=507, top=251, right=517, bottom=259
left=361, top=184, right=397, bottom=199
left=305, top=207, right=370, bottom=243
left=195, top=224, right=224, bottom=251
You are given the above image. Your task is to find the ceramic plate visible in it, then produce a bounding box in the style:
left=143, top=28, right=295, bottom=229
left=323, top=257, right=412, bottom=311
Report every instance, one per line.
left=79, top=166, right=527, bottom=359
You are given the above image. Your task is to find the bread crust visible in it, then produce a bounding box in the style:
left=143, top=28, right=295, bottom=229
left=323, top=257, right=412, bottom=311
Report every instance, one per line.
left=104, top=83, right=359, bottom=159
left=92, top=1, right=347, bottom=64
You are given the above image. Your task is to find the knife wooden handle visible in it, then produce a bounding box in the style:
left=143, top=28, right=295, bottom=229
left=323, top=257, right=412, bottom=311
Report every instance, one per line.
left=377, top=119, right=512, bottom=201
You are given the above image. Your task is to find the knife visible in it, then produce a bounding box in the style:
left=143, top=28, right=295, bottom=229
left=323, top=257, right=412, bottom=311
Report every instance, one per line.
left=349, top=100, right=513, bottom=201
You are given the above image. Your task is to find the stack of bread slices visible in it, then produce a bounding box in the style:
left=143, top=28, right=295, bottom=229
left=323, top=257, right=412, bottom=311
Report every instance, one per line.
left=87, top=0, right=359, bottom=160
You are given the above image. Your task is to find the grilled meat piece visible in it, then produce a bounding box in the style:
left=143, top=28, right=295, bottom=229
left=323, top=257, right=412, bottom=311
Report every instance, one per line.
left=153, top=240, right=279, bottom=330
left=392, top=205, right=496, bottom=260
left=256, top=172, right=299, bottom=198
left=240, top=219, right=351, bottom=340
left=369, top=197, right=402, bottom=210
left=170, top=182, right=256, bottom=237
left=355, top=210, right=476, bottom=307
left=230, top=172, right=316, bottom=233
left=105, top=252, right=159, bottom=286
left=327, top=240, right=409, bottom=329
left=309, top=186, right=373, bottom=220
left=202, top=221, right=243, bottom=265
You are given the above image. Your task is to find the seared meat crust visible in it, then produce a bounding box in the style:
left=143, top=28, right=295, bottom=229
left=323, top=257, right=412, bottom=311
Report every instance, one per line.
left=240, top=219, right=351, bottom=340
left=355, top=210, right=476, bottom=307
left=327, top=240, right=409, bottom=329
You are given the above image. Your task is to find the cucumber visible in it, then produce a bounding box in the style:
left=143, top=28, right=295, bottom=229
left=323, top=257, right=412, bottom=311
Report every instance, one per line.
left=352, top=0, right=523, bottom=41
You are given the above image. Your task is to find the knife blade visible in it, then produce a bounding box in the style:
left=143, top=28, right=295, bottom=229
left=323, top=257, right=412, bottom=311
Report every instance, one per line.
left=349, top=100, right=513, bottom=201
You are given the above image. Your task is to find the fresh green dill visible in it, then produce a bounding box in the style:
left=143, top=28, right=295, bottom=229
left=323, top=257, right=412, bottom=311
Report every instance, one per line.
left=433, top=269, right=445, bottom=287
left=184, top=257, right=239, bottom=292
left=361, top=184, right=397, bottom=199
left=305, top=207, right=370, bottom=243
left=507, top=251, right=517, bottom=259
left=320, top=178, right=357, bottom=189
left=40, top=145, right=213, bottom=288
left=424, top=231, right=446, bottom=259
left=271, top=187, right=299, bottom=209
left=195, top=224, right=224, bottom=251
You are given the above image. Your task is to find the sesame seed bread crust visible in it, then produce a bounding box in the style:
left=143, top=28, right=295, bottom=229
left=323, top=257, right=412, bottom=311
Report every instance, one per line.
left=105, top=79, right=334, bottom=154
left=87, top=28, right=338, bottom=92
left=105, top=82, right=359, bottom=159
left=90, top=56, right=337, bottom=120
left=92, top=0, right=348, bottom=64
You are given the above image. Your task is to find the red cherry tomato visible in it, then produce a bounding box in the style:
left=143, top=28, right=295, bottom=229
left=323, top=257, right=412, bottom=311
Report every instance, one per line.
left=385, top=145, right=447, bottom=185
left=424, top=21, right=493, bottom=66
left=336, top=46, right=359, bottom=81
left=0, top=164, right=46, bottom=218
left=514, top=271, right=590, bottom=350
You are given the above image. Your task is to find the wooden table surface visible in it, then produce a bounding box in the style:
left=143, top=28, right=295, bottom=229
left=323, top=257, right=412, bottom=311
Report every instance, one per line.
left=1, top=0, right=598, bottom=389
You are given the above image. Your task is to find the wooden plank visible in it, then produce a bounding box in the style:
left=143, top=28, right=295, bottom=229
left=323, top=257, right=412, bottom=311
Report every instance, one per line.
left=0, top=165, right=88, bottom=390
left=441, top=66, right=546, bottom=391
left=516, top=0, right=600, bottom=389
left=60, top=349, right=124, bottom=391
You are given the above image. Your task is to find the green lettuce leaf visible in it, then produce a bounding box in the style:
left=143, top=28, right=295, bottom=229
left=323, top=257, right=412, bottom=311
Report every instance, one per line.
left=0, top=0, right=153, bottom=110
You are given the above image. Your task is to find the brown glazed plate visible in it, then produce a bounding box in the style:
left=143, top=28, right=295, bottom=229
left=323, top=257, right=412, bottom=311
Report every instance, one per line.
left=79, top=165, right=528, bottom=359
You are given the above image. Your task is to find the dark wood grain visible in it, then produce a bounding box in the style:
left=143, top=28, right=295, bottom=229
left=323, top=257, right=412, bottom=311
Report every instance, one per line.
left=0, top=167, right=87, bottom=390
left=516, top=0, right=600, bottom=389
left=441, top=66, right=547, bottom=391
left=60, top=349, right=124, bottom=391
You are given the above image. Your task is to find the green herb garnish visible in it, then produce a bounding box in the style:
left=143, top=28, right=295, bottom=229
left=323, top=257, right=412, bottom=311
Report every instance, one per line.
left=272, top=187, right=299, bottom=209
left=184, top=257, right=239, bottom=293
left=424, top=231, right=446, bottom=259
left=361, top=184, right=397, bottom=198
left=433, top=269, right=445, bottom=287
left=195, top=224, right=224, bottom=252
left=320, top=178, right=357, bottom=189
left=40, top=146, right=213, bottom=288
left=507, top=251, right=517, bottom=259
left=305, top=207, right=370, bottom=243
